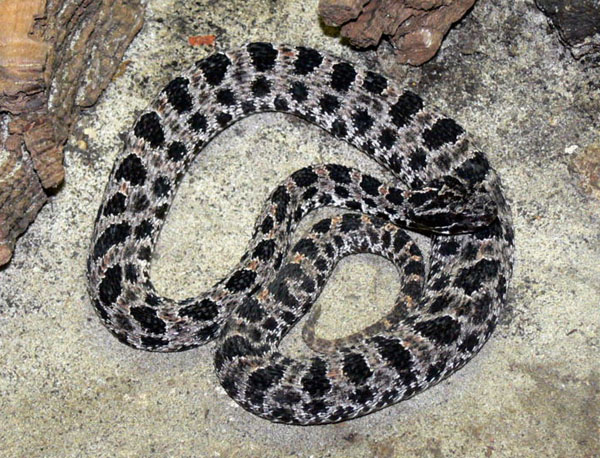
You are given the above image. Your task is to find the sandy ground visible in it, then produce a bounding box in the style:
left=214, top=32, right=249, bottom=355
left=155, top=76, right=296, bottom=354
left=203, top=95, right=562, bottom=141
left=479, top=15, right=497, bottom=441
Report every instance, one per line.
left=1, top=0, right=598, bottom=456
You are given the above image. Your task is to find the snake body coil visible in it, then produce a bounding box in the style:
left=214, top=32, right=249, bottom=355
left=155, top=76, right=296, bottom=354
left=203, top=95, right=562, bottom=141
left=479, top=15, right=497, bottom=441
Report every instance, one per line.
left=87, top=43, right=514, bottom=425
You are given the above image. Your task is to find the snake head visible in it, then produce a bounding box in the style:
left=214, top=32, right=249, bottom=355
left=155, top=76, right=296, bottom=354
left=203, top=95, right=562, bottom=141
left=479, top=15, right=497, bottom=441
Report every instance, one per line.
left=405, top=176, right=498, bottom=235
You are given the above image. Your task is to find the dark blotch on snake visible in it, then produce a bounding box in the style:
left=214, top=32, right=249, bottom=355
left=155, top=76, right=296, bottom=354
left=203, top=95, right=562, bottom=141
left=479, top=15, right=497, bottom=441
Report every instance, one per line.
left=197, top=53, right=231, bottom=86
left=133, top=112, right=164, bottom=148
left=103, top=192, right=126, bottom=216
left=98, top=264, right=122, bottom=307
left=251, top=76, right=271, bottom=97
left=389, top=91, right=423, bottom=128
left=294, top=47, right=323, bottom=75
left=93, top=223, right=131, bottom=260
left=247, top=42, right=278, bottom=72
left=130, top=306, right=166, bottom=334
left=115, top=154, right=147, bottom=186
left=422, top=118, right=465, bottom=150
left=343, top=353, right=373, bottom=385
left=179, top=298, right=219, bottom=321
left=188, top=112, right=208, bottom=133
left=330, top=62, right=356, bottom=92
left=363, top=71, right=388, bottom=94
left=163, top=77, right=192, bottom=113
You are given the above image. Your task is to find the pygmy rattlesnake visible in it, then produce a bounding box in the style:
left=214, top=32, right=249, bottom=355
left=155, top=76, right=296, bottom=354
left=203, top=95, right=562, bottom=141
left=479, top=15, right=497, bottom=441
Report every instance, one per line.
left=87, top=43, right=514, bottom=425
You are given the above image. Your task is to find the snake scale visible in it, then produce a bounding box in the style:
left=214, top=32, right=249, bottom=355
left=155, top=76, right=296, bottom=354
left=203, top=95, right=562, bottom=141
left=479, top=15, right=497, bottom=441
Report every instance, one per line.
left=87, top=43, right=514, bottom=425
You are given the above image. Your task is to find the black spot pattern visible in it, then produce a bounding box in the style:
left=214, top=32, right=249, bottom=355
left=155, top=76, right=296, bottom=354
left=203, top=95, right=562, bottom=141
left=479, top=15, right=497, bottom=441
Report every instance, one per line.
left=294, top=47, right=323, bottom=75
left=360, top=175, right=382, bottom=196
left=343, top=353, right=372, bottom=385
left=302, top=358, right=331, bottom=397
left=134, top=112, right=164, bottom=148
left=378, top=128, right=397, bottom=149
left=216, top=88, right=236, bottom=106
left=236, top=297, right=265, bottom=322
left=331, top=62, right=356, bottom=92
left=247, top=365, right=285, bottom=391
left=167, top=141, right=187, bottom=161
left=247, top=42, right=278, bottom=72
left=103, top=193, right=126, bottom=216
left=291, top=168, right=318, bottom=187
left=273, top=96, right=289, bottom=111
left=197, top=53, right=231, bottom=86
left=93, top=223, right=131, bottom=260
left=163, top=77, right=192, bottom=113
left=154, top=203, right=169, bottom=220
left=319, top=94, right=340, bottom=114
left=414, top=316, right=461, bottom=345
left=261, top=215, right=274, bottom=234
left=98, top=264, right=122, bottom=306
left=352, top=109, right=374, bottom=135
left=216, top=112, right=233, bottom=127
left=312, top=219, right=331, bottom=233
left=335, top=185, right=349, bottom=198
left=251, top=76, right=271, bottom=97
left=457, top=259, right=500, bottom=296
left=290, top=81, right=309, bottom=102
left=326, top=164, right=352, bottom=184
left=219, top=335, right=261, bottom=360
left=408, top=148, right=427, bottom=170
left=456, top=151, right=490, bottom=185
left=389, top=91, right=423, bottom=128
left=271, top=185, right=290, bottom=223
left=386, top=188, right=404, bottom=205
left=153, top=176, right=171, bottom=197
left=124, top=263, right=137, bottom=283
left=130, top=306, right=166, bottom=334
left=372, top=336, right=414, bottom=379
left=422, top=118, right=465, bottom=150
left=145, top=293, right=161, bottom=307
left=363, top=71, right=387, bottom=94
left=188, top=112, right=208, bottom=132
left=331, top=119, right=347, bottom=138
left=134, top=220, right=153, bottom=239
left=137, top=246, right=151, bottom=261
left=226, top=269, right=257, bottom=292
left=340, top=214, right=362, bottom=232
left=294, top=238, right=318, bottom=259
left=179, top=298, right=219, bottom=321
left=253, top=239, right=276, bottom=261
left=115, top=154, right=146, bottom=186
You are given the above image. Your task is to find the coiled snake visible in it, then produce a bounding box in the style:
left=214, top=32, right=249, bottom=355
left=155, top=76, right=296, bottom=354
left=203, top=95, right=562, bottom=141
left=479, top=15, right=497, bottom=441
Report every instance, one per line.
left=87, top=43, right=514, bottom=425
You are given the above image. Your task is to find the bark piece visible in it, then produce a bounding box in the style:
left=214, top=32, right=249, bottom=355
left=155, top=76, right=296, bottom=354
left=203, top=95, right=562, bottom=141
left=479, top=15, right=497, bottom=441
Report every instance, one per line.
left=0, top=0, right=144, bottom=266
left=318, top=0, right=478, bottom=65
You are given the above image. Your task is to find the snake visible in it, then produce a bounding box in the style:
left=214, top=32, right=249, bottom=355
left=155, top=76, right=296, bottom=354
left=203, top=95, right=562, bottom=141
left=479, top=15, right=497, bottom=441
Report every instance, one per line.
left=87, top=43, right=514, bottom=425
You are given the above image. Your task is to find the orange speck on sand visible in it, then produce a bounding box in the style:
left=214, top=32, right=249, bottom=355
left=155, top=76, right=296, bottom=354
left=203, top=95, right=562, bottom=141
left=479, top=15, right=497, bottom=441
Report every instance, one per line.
left=188, top=35, right=216, bottom=46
